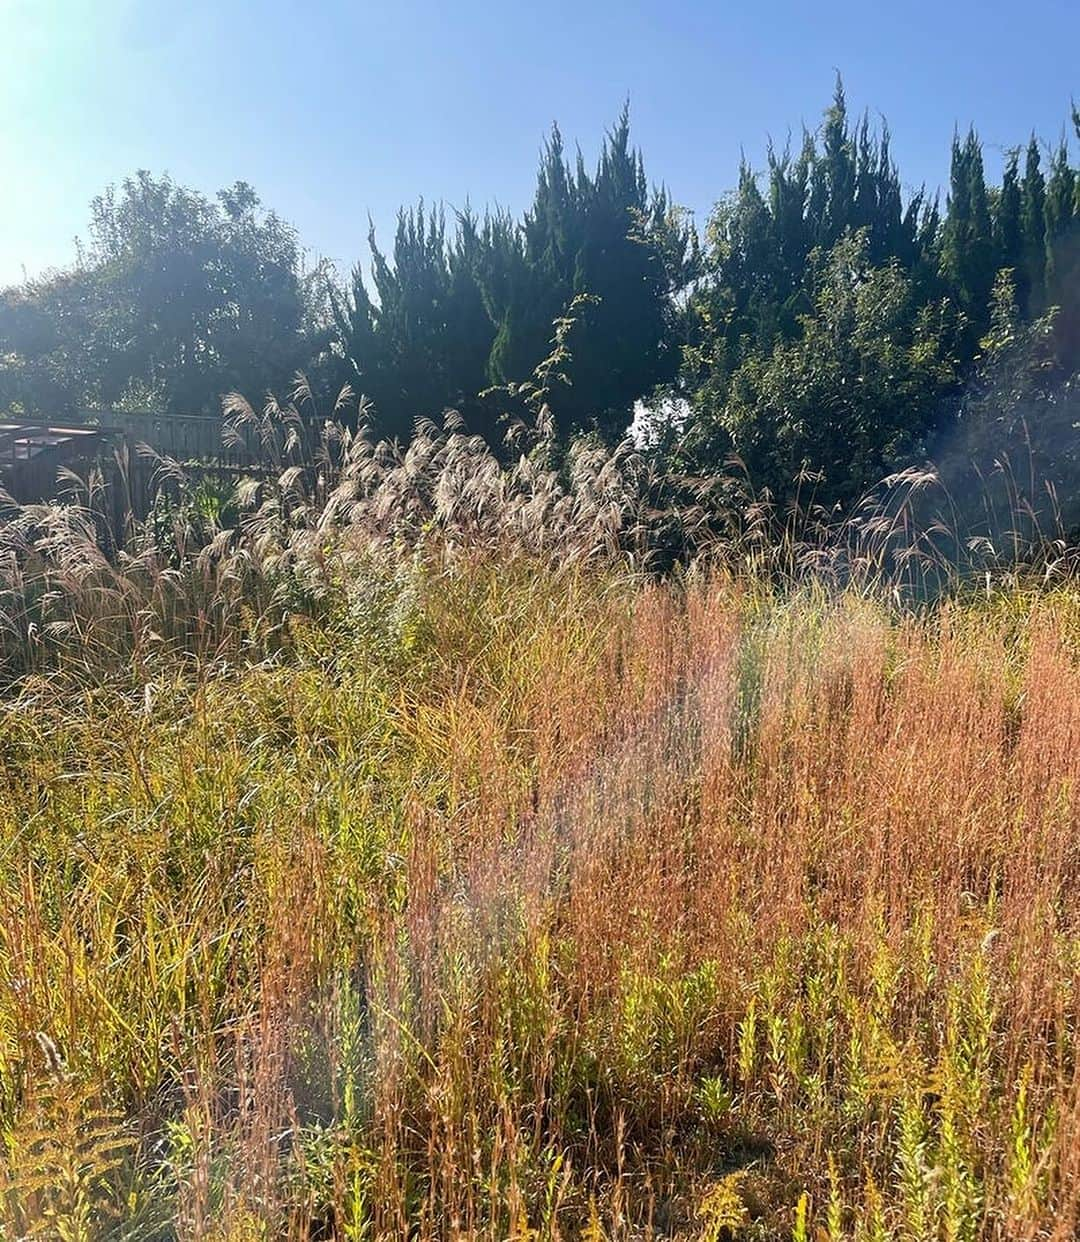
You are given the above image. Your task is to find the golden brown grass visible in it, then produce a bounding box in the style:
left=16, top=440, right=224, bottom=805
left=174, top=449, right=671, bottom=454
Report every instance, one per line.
left=1, top=552, right=1079, bottom=1238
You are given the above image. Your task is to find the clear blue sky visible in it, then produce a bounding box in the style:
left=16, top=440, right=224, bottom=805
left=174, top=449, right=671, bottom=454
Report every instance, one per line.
left=1, top=0, right=1077, bottom=286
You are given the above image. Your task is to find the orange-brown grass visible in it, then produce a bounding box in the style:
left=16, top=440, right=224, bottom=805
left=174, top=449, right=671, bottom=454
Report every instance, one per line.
left=1, top=558, right=1079, bottom=1238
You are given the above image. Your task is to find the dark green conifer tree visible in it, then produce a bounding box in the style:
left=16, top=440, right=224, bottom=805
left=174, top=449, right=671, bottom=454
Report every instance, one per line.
left=1021, top=136, right=1047, bottom=307
left=334, top=203, right=498, bottom=441
left=483, top=108, right=693, bottom=440
left=1043, top=136, right=1080, bottom=357
left=941, top=130, right=996, bottom=333
left=810, top=78, right=856, bottom=247
left=995, top=150, right=1023, bottom=277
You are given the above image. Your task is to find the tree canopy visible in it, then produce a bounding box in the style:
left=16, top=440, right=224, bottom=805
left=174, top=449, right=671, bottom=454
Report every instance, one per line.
left=0, top=172, right=323, bottom=416
left=2, top=86, right=1079, bottom=519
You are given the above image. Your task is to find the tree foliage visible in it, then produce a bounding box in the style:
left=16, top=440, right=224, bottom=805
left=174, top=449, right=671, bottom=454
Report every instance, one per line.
left=331, top=204, right=501, bottom=442
left=711, top=232, right=959, bottom=506
left=331, top=108, right=694, bottom=443
left=0, top=172, right=322, bottom=415
left=683, top=83, right=1079, bottom=508
left=1, top=87, right=1079, bottom=523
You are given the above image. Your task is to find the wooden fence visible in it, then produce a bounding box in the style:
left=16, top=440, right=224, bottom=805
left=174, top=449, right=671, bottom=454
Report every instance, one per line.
left=68, top=409, right=250, bottom=465
left=0, top=409, right=321, bottom=502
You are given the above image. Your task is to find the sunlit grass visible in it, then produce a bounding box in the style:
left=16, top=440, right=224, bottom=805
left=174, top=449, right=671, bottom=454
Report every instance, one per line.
left=2, top=556, right=1080, bottom=1237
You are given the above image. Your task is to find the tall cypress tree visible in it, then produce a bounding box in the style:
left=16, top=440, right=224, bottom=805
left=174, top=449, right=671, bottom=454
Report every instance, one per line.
left=995, top=150, right=1023, bottom=278
left=1043, top=136, right=1080, bottom=358
left=874, top=126, right=915, bottom=265
left=1020, top=136, right=1047, bottom=307
left=767, top=132, right=814, bottom=296
left=334, top=203, right=497, bottom=440
left=1044, top=140, right=1076, bottom=277
left=483, top=108, right=692, bottom=440
left=485, top=124, right=580, bottom=396
left=941, top=129, right=996, bottom=333
left=810, top=77, right=856, bottom=247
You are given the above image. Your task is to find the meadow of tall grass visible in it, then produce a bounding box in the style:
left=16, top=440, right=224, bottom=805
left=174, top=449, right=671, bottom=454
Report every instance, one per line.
left=1, top=389, right=1079, bottom=1239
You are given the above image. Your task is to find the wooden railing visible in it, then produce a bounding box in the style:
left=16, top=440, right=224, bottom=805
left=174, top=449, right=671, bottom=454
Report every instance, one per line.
left=65, top=408, right=330, bottom=467
left=65, top=409, right=244, bottom=463
left=0, top=408, right=331, bottom=502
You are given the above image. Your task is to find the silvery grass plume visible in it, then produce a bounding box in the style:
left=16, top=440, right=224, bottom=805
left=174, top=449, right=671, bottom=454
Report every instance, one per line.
left=1, top=358, right=1076, bottom=681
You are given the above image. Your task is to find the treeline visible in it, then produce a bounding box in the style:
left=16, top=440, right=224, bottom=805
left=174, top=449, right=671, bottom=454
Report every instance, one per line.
left=2, top=83, right=1079, bottom=515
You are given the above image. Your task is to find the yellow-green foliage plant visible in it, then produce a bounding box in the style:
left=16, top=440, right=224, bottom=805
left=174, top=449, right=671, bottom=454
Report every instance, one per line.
left=2, top=546, right=1080, bottom=1238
